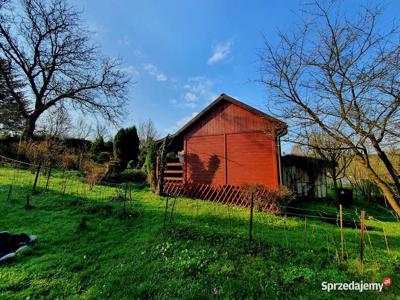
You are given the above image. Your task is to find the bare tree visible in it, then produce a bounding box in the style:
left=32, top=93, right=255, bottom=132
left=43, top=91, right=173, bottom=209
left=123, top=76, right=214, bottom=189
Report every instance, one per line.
left=305, top=131, right=352, bottom=191
left=260, top=1, right=400, bottom=215
left=137, top=119, right=158, bottom=167
left=138, top=119, right=158, bottom=147
left=71, top=117, right=92, bottom=141
left=39, top=105, right=71, bottom=138
left=95, top=121, right=111, bottom=141
left=0, top=0, right=130, bottom=139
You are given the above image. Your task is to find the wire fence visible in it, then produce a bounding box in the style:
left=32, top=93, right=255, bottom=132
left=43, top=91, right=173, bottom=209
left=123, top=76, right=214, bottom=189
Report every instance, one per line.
left=0, top=155, right=139, bottom=217
left=160, top=182, right=400, bottom=275
left=1, top=154, right=399, bottom=274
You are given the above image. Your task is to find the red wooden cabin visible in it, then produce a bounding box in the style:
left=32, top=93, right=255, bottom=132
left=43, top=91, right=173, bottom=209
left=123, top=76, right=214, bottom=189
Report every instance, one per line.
left=162, top=94, right=287, bottom=189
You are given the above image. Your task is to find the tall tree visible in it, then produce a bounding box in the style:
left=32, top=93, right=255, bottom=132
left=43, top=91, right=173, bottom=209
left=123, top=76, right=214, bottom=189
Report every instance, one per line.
left=0, top=58, right=25, bottom=134
left=113, top=126, right=140, bottom=169
left=0, top=0, right=130, bottom=139
left=138, top=119, right=158, bottom=146
left=137, top=119, right=158, bottom=167
left=260, top=1, right=400, bottom=215
left=91, top=135, right=105, bottom=158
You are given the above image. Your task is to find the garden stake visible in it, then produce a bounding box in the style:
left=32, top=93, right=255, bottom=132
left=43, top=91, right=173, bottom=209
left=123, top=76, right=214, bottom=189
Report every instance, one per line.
left=360, top=210, right=365, bottom=273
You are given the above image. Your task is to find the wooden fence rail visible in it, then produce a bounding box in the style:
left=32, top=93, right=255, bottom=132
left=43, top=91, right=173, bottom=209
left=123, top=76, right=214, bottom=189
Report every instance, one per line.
left=163, top=181, right=280, bottom=213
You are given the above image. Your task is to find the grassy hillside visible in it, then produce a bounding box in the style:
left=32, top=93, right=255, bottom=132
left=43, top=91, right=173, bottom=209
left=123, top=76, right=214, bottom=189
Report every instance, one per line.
left=0, top=167, right=399, bottom=299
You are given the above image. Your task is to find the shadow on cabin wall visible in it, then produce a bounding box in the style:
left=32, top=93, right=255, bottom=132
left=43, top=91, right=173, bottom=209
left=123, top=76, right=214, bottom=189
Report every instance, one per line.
left=185, top=153, right=221, bottom=185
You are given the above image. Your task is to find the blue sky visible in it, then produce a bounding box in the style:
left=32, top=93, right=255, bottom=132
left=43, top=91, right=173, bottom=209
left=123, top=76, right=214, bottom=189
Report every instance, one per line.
left=70, top=0, right=400, bottom=153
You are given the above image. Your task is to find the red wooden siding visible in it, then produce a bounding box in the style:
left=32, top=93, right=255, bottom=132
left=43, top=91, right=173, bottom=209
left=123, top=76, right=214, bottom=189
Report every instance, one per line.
left=185, top=101, right=277, bottom=138
left=183, top=100, right=280, bottom=189
left=185, top=132, right=278, bottom=188
left=186, top=135, right=226, bottom=185
left=227, top=132, right=278, bottom=187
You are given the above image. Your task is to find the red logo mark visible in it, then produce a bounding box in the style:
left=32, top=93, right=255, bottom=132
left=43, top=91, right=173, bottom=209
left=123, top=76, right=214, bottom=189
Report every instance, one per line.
left=383, top=277, right=392, bottom=287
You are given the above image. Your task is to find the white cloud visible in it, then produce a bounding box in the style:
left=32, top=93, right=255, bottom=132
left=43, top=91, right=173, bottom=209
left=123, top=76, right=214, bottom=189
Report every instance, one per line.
left=207, top=40, right=233, bottom=65
left=156, top=73, right=167, bottom=81
left=170, top=76, right=217, bottom=109
left=143, top=63, right=168, bottom=81
left=165, top=112, right=199, bottom=134
left=183, top=92, right=198, bottom=102
left=119, top=65, right=139, bottom=80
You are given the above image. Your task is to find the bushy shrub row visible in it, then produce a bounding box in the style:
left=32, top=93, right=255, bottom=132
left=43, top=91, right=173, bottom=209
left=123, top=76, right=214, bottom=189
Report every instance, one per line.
left=242, top=184, right=296, bottom=214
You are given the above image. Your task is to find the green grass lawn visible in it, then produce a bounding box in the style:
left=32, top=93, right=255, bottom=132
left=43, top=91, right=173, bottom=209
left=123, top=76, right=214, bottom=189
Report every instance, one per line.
left=0, top=166, right=399, bottom=299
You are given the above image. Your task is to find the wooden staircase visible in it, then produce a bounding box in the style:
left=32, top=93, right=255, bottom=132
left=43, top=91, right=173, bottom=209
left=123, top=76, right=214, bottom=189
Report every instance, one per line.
left=164, top=162, right=183, bottom=182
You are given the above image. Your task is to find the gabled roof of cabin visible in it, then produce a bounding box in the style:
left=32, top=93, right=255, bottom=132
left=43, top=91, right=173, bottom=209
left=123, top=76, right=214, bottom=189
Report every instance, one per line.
left=155, top=94, right=287, bottom=148
left=169, top=93, right=287, bottom=140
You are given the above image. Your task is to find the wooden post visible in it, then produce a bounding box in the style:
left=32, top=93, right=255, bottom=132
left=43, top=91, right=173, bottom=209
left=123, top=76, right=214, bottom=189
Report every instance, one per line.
left=360, top=210, right=365, bottom=272
left=249, top=192, right=254, bottom=246
left=339, top=204, right=344, bottom=260
left=32, top=161, right=42, bottom=192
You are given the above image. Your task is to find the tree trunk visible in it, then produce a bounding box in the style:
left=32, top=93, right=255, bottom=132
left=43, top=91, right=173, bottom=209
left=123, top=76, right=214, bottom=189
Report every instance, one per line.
left=21, top=116, right=37, bottom=140
left=364, top=163, right=400, bottom=217
left=331, top=166, right=338, bottom=191
left=375, top=181, right=400, bottom=218
left=375, top=148, right=400, bottom=194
